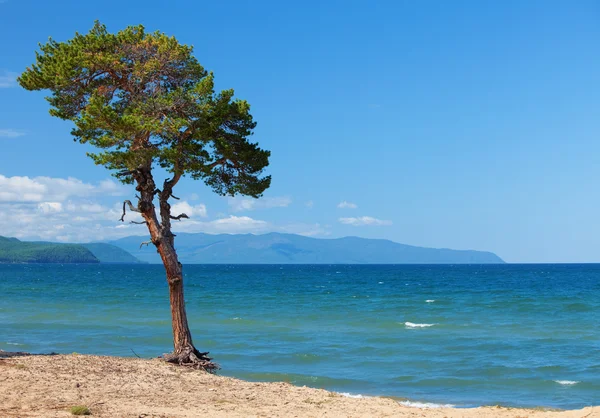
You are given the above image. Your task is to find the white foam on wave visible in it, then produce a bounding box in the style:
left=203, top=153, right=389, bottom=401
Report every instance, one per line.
left=399, top=400, right=455, bottom=408
left=6, top=342, right=23, bottom=346
left=339, top=392, right=367, bottom=399
left=232, top=317, right=242, bottom=320
left=425, top=299, right=435, bottom=303
left=405, top=322, right=435, bottom=328
left=554, top=380, right=579, bottom=386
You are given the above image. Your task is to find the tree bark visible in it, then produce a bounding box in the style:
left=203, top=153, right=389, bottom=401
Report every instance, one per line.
left=130, top=165, right=217, bottom=371
left=157, top=239, right=216, bottom=371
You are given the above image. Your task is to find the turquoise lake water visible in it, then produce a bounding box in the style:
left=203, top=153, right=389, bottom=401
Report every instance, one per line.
left=0, top=264, right=598, bottom=409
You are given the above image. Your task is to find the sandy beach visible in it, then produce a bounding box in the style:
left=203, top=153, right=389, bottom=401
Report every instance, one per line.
left=0, top=352, right=597, bottom=418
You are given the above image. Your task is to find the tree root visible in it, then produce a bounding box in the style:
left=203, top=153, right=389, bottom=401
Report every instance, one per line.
left=162, top=346, right=219, bottom=373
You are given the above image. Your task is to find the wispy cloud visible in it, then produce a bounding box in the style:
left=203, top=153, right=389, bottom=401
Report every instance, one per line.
left=228, top=196, right=292, bottom=212
left=0, top=129, right=25, bottom=138
left=0, top=199, right=142, bottom=243
left=174, top=215, right=268, bottom=234
left=0, top=175, right=126, bottom=203
left=305, top=200, right=314, bottom=209
left=339, top=216, right=392, bottom=226
left=337, top=200, right=357, bottom=209
left=174, top=216, right=331, bottom=237
left=0, top=71, right=17, bottom=88
left=0, top=174, right=333, bottom=241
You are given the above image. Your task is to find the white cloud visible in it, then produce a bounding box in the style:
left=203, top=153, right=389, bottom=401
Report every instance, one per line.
left=0, top=174, right=134, bottom=242
left=0, top=201, right=148, bottom=243
left=65, top=202, right=106, bottom=214
left=337, top=201, right=357, bottom=209
left=0, top=199, right=332, bottom=242
left=0, top=71, right=17, bottom=88
left=0, top=129, right=25, bottom=138
left=0, top=175, right=125, bottom=203
left=305, top=200, right=314, bottom=209
left=212, top=215, right=267, bottom=230
left=174, top=215, right=269, bottom=234
left=171, top=201, right=207, bottom=218
left=98, top=179, right=126, bottom=196
left=338, top=216, right=392, bottom=226
left=228, top=196, right=291, bottom=212
left=172, top=216, right=332, bottom=237
left=0, top=174, right=331, bottom=241
left=38, top=202, right=63, bottom=214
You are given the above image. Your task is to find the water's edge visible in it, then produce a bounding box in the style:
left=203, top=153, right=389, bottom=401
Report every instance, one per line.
left=1, top=264, right=598, bottom=409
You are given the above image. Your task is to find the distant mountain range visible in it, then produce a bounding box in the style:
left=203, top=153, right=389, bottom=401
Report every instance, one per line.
left=81, top=243, right=143, bottom=264
left=0, top=236, right=142, bottom=264
left=109, top=232, right=505, bottom=264
left=0, top=233, right=504, bottom=264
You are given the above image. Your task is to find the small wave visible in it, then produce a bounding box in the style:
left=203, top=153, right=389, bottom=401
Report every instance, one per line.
left=339, top=392, right=366, bottom=399
left=405, top=322, right=435, bottom=328
left=554, top=380, right=579, bottom=386
left=378, top=281, right=384, bottom=284
left=399, top=401, right=454, bottom=408
left=6, top=342, right=24, bottom=346
left=232, top=317, right=242, bottom=320
left=425, top=300, right=435, bottom=303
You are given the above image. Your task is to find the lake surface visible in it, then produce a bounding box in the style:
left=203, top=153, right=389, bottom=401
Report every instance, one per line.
left=1, top=264, right=598, bottom=409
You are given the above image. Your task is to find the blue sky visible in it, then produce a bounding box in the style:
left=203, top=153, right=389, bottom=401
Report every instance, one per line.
left=0, top=0, right=599, bottom=262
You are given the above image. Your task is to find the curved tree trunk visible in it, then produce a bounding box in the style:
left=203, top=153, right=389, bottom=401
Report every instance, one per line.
left=157, top=240, right=216, bottom=371
left=130, top=165, right=217, bottom=372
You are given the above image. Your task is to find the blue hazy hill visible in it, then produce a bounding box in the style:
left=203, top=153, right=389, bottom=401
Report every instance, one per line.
left=0, top=236, right=98, bottom=264
left=0, top=236, right=142, bottom=264
left=81, top=243, right=144, bottom=264
left=110, top=232, right=504, bottom=264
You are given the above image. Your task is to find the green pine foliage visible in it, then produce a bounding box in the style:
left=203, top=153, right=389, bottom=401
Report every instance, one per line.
left=18, top=21, right=270, bottom=197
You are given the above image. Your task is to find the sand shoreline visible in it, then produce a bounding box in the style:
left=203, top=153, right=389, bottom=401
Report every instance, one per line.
left=1, top=352, right=597, bottom=417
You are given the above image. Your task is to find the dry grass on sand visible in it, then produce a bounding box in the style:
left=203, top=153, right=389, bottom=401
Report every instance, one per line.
left=0, top=352, right=597, bottom=417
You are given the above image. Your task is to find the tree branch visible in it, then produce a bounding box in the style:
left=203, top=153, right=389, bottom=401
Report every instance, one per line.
left=120, top=200, right=140, bottom=222
left=130, top=220, right=148, bottom=225
left=170, top=213, right=189, bottom=221
left=207, top=158, right=227, bottom=169
left=169, top=173, right=182, bottom=189
left=139, top=240, right=152, bottom=248
left=116, top=169, right=136, bottom=177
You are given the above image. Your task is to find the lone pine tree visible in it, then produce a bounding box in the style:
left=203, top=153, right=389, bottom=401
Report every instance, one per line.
left=19, top=22, right=271, bottom=370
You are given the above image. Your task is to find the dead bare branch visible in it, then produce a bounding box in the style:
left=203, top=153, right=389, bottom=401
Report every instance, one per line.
left=120, top=200, right=140, bottom=222
left=139, top=241, right=152, bottom=248
left=170, top=213, right=189, bottom=221
left=130, top=220, right=148, bottom=225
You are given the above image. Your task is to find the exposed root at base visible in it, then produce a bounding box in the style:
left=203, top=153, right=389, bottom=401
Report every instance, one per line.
left=163, top=346, right=219, bottom=373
